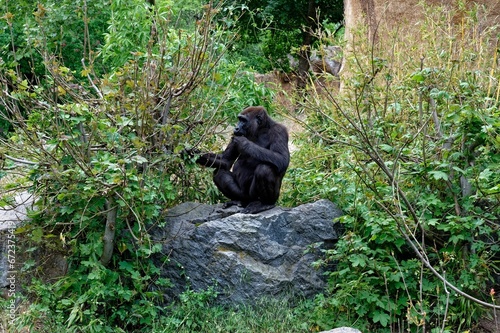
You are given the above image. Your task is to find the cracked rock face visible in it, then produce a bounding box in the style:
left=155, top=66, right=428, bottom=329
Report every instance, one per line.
left=152, top=200, right=342, bottom=303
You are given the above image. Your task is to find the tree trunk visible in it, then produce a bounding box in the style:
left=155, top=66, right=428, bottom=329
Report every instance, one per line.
left=100, top=196, right=117, bottom=266
left=296, top=0, right=317, bottom=92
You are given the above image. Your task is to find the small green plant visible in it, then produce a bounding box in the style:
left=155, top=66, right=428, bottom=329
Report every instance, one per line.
left=160, top=287, right=219, bottom=331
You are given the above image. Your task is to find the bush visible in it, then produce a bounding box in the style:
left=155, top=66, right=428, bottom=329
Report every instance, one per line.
left=291, top=4, right=500, bottom=331
left=0, top=2, right=274, bottom=332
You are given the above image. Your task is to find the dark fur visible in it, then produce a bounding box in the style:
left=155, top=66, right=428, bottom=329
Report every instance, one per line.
left=196, top=106, right=290, bottom=214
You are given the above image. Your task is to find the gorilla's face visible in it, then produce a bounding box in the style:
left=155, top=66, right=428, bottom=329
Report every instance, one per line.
left=234, top=108, right=264, bottom=139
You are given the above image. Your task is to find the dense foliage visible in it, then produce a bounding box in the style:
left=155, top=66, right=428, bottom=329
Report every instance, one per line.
left=1, top=1, right=272, bottom=331
left=0, top=0, right=109, bottom=134
left=285, top=4, right=500, bottom=331
left=229, top=0, right=343, bottom=73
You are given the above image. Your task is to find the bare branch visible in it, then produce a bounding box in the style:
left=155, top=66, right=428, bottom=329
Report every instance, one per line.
left=81, top=58, right=103, bottom=99
left=3, top=154, right=38, bottom=166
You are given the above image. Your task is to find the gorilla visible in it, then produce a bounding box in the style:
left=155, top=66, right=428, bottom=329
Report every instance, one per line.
left=196, top=106, right=290, bottom=214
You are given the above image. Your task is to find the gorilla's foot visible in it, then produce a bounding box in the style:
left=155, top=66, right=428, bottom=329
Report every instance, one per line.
left=222, top=200, right=242, bottom=209
left=241, top=201, right=275, bottom=214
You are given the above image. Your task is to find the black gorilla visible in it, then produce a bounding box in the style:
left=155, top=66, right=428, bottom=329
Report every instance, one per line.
left=196, top=106, right=290, bottom=214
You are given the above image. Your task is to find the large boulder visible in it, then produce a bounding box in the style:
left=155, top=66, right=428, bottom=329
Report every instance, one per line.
left=152, top=199, right=343, bottom=303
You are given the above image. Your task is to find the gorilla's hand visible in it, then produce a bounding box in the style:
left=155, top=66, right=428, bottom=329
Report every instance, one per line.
left=232, top=136, right=251, bottom=153
left=181, top=148, right=201, bottom=162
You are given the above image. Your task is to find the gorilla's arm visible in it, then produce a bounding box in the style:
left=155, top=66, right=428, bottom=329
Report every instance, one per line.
left=196, top=138, right=239, bottom=170
left=233, top=125, right=289, bottom=174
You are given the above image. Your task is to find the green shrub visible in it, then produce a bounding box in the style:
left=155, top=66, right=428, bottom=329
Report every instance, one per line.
left=0, top=2, right=272, bottom=332
left=291, top=3, right=500, bottom=331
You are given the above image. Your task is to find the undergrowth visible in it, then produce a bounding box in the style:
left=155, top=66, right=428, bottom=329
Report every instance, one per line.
left=283, top=3, right=500, bottom=332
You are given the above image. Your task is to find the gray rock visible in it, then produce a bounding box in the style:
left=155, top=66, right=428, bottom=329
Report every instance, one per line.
left=1, top=192, right=33, bottom=291
left=0, top=192, right=33, bottom=229
left=152, top=199, right=342, bottom=303
left=319, top=328, right=362, bottom=333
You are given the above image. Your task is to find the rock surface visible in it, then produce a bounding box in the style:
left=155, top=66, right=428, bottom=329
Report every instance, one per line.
left=153, top=199, right=343, bottom=303
left=319, top=328, right=362, bottom=333
left=0, top=192, right=33, bottom=230
left=1, top=192, right=34, bottom=290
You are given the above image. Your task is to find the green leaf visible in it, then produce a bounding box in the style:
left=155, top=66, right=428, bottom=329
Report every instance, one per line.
left=31, top=228, right=44, bottom=243
left=411, top=72, right=425, bottom=83
left=379, top=144, right=394, bottom=153
left=428, top=218, right=439, bottom=226
left=479, top=168, right=493, bottom=180
left=350, top=255, right=366, bottom=267
left=373, top=311, right=390, bottom=327
left=60, top=298, right=73, bottom=306
left=131, top=155, right=148, bottom=164
left=429, top=170, right=448, bottom=181
left=119, top=261, right=134, bottom=272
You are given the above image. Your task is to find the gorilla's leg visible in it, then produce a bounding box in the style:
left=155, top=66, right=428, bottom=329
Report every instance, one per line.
left=243, top=164, right=280, bottom=214
left=213, top=169, right=246, bottom=207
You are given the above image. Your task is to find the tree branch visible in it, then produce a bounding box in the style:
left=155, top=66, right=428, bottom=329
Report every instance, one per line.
left=3, top=154, right=38, bottom=165
left=100, top=196, right=118, bottom=266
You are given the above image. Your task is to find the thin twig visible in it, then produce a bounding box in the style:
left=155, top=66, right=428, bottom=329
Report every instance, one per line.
left=81, top=58, right=103, bottom=99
